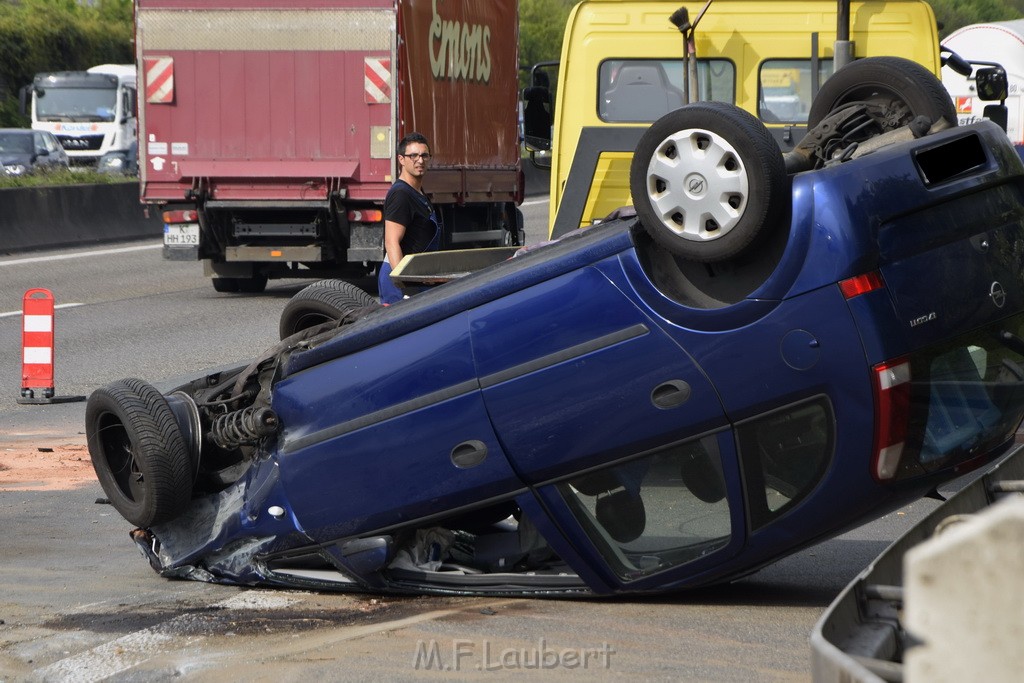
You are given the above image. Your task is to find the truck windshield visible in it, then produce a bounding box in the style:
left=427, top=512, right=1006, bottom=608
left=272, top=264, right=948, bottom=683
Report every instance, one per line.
left=598, top=59, right=735, bottom=123
left=36, top=87, right=117, bottom=122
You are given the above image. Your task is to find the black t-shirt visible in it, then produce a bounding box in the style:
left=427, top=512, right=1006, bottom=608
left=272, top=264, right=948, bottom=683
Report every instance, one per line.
left=384, top=179, right=437, bottom=255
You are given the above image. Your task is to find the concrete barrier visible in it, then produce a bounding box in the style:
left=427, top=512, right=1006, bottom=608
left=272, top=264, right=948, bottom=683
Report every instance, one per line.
left=0, top=183, right=163, bottom=254
left=0, top=167, right=551, bottom=256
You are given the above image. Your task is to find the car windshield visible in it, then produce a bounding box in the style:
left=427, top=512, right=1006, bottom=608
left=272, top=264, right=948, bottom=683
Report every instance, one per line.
left=36, top=86, right=117, bottom=122
left=0, top=133, right=33, bottom=154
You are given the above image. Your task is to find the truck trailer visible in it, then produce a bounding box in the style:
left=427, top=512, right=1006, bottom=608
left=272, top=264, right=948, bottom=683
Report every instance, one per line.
left=136, top=0, right=523, bottom=293
left=941, top=20, right=1024, bottom=148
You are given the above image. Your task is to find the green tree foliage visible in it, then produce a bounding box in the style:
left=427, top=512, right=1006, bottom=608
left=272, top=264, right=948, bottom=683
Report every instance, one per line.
left=519, top=0, right=575, bottom=85
left=0, top=0, right=133, bottom=127
left=928, top=0, right=1023, bottom=37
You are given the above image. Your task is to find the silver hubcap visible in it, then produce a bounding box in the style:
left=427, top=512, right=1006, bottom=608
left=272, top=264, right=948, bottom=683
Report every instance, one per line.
left=643, top=127, right=749, bottom=242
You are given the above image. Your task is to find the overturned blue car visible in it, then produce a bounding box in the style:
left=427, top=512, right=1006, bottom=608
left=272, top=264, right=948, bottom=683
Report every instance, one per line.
left=87, top=59, right=1024, bottom=596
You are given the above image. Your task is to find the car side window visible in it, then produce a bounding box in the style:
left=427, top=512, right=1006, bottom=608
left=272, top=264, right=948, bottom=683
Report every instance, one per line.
left=735, top=396, right=834, bottom=530
left=557, top=433, right=733, bottom=581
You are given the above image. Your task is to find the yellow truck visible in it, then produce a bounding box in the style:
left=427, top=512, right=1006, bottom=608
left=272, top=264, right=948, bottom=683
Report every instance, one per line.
left=524, top=0, right=944, bottom=235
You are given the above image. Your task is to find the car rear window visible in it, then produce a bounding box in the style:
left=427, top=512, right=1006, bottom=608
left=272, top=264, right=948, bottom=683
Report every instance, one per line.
left=883, top=312, right=1024, bottom=481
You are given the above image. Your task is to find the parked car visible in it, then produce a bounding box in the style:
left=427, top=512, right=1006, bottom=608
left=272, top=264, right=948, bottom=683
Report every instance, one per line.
left=0, top=128, right=69, bottom=175
left=86, top=60, right=1024, bottom=597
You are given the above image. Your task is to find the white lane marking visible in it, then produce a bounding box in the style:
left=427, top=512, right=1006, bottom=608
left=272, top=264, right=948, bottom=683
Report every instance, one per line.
left=33, top=591, right=300, bottom=682
left=0, top=303, right=83, bottom=319
left=521, top=197, right=548, bottom=207
left=0, top=243, right=161, bottom=268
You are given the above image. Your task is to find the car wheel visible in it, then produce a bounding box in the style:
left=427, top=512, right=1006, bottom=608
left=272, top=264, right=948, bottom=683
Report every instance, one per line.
left=279, top=279, right=379, bottom=339
left=807, top=56, right=957, bottom=134
left=86, top=378, right=193, bottom=527
left=629, top=101, right=787, bottom=262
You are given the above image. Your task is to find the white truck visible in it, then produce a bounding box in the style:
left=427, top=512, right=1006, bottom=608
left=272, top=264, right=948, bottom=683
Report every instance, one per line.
left=941, top=21, right=1024, bottom=147
left=20, top=64, right=138, bottom=167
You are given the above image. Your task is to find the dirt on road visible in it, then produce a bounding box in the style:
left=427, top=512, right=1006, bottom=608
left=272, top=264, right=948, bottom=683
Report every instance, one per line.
left=0, top=438, right=95, bottom=491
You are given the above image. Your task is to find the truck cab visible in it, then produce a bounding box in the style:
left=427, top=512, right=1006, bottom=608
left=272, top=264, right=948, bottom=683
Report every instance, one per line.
left=526, top=0, right=943, bottom=234
left=20, top=64, right=138, bottom=167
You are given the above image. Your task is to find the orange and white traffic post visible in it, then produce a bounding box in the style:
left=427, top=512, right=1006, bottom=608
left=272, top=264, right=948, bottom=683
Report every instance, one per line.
left=18, top=288, right=84, bottom=405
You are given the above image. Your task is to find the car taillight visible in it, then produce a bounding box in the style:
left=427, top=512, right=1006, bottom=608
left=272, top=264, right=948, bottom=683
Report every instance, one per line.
left=348, top=209, right=383, bottom=223
left=839, top=271, right=885, bottom=299
left=163, top=210, right=198, bottom=224
left=871, top=358, right=912, bottom=481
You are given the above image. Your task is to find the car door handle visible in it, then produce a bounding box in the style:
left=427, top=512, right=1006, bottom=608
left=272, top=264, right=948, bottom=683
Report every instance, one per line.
left=451, top=440, right=488, bottom=468
left=651, top=380, right=691, bottom=409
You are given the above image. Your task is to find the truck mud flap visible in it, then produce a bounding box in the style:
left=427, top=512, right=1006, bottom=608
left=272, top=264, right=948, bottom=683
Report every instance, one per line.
left=810, top=443, right=1024, bottom=682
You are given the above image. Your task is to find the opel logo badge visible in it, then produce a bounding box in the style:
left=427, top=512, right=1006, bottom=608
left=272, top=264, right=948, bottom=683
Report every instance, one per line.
left=990, top=281, right=1007, bottom=309
left=684, top=172, right=707, bottom=197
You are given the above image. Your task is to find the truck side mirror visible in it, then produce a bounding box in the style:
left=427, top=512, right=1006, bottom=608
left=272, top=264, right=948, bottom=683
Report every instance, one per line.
left=983, top=104, right=1009, bottom=132
left=976, top=67, right=1008, bottom=102
left=18, top=85, right=29, bottom=115
left=522, top=85, right=552, bottom=153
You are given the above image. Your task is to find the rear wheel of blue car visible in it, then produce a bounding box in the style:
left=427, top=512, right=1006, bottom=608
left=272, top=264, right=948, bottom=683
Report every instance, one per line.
left=279, top=279, right=379, bottom=339
left=86, top=378, right=193, bottom=528
left=630, top=102, right=787, bottom=262
left=807, top=56, right=958, bottom=136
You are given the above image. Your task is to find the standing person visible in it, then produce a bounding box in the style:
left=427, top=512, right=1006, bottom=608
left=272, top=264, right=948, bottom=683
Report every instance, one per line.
left=377, top=132, right=442, bottom=304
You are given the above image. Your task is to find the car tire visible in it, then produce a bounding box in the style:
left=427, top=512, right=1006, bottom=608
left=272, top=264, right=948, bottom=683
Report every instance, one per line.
left=279, top=279, right=379, bottom=339
left=807, top=56, right=957, bottom=133
left=86, top=378, right=193, bottom=527
left=630, top=101, right=787, bottom=262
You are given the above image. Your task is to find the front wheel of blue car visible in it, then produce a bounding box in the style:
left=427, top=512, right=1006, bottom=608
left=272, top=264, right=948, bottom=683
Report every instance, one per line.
left=630, top=101, right=787, bottom=263
left=86, top=378, right=193, bottom=528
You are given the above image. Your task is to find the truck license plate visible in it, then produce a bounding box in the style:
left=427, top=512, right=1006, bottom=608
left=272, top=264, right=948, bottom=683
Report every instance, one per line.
left=164, top=224, right=199, bottom=246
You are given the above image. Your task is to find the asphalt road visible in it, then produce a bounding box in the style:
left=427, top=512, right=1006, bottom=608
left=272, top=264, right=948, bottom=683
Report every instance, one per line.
left=0, top=196, right=946, bottom=681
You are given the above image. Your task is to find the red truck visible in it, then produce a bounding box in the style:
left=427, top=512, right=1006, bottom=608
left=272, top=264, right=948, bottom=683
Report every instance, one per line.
left=135, top=0, right=523, bottom=292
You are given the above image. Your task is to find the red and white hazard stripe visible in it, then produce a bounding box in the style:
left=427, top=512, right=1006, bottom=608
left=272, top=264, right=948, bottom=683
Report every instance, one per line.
left=21, top=288, right=55, bottom=395
left=364, top=56, right=391, bottom=104
left=145, top=56, right=174, bottom=104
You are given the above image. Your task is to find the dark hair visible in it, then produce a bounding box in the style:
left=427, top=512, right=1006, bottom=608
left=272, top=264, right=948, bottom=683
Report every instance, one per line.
left=397, top=132, right=429, bottom=156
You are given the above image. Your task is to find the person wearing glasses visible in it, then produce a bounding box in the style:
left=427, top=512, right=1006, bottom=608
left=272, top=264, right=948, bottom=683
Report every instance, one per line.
left=378, top=132, right=443, bottom=304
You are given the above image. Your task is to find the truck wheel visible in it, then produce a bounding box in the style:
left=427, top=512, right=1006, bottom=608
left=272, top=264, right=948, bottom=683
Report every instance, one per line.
left=629, top=101, right=787, bottom=262
left=85, top=378, right=193, bottom=528
left=212, top=276, right=267, bottom=294
left=279, top=279, right=379, bottom=339
left=807, top=57, right=957, bottom=134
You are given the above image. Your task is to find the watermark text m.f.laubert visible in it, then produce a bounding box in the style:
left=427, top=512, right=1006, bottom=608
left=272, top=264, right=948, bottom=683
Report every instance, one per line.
left=413, top=638, right=615, bottom=671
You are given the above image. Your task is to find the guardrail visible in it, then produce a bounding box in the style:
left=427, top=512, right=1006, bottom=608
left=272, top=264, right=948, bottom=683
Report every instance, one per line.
left=0, top=182, right=162, bottom=254
left=811, top=444, right=1024, bottom=681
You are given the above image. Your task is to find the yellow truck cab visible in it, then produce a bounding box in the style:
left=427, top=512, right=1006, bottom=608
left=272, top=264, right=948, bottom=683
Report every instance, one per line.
left=529, top=0, right=942, bottom=235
